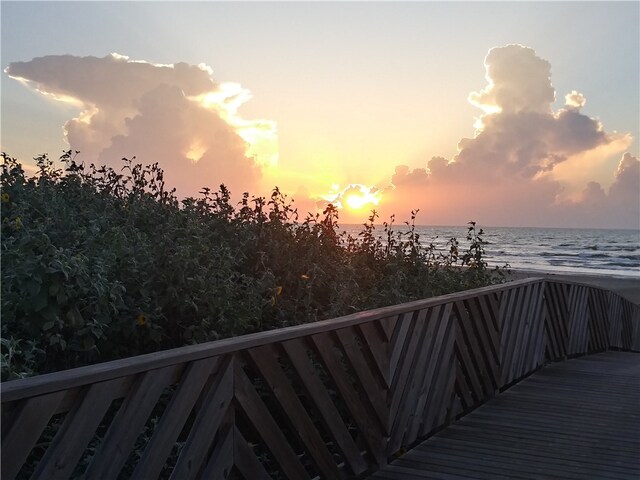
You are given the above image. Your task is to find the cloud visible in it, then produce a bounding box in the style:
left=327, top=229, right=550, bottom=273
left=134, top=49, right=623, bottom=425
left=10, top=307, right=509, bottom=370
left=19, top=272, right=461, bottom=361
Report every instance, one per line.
left=608, top=153, right=640, bottom=208
left=468, top=44, right=555, bottom=115
left=6, top=53, right=277, bottom=197
left=380, top=44, right=637, bottom=228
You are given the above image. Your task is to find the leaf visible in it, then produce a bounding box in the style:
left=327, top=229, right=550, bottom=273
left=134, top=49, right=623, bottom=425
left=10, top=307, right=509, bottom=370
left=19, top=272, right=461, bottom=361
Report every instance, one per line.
left=32, top=287, right=48, bottom=312
left=42, top=321, right=55, bottom=331
left=66, top=307, right=85, bottom=329
left=82, top=337, right=95, bottom=350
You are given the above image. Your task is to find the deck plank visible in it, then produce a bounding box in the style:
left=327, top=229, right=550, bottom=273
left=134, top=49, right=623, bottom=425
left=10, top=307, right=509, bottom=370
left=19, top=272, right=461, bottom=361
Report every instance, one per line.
left=368, top=351, right=640, bottom=480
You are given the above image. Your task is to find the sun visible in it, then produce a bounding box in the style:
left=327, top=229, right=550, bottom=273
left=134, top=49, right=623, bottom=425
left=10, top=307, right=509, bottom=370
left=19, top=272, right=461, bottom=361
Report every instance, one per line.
left=345, top=193, right=368, bottom=210
left=323, top=184, right=381, bottom=212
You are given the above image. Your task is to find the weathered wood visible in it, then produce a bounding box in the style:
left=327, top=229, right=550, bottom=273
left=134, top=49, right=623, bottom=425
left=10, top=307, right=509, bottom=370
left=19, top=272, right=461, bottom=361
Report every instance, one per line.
left=388, top=311, right=414, bottom=385
left=567, top=284, right=590, bottom=355
left=359, top=321, right=390, bottom=387
left=0, top=278, right=545, bottom=403
left=248, top=343, right=343, bottom=479
left=232, top=426, right=272, bottom=480
left=544, top=281, right=569, bottom=360
left=389, top=308, right=430, bottom=422
left=410, top=304, right=454, bottom=440
left=31, top=377, right=129, bottom=480
left=368, top=352, right=640, bottom=480
left=1, top=390, right=66, bottom=480
left=170, top=357, right=234, bottom=480
left=234, top=359, right=311, bottom=480
left=281, top=338, right=368, bottom=476
left=83, top=365, right=179, bottom=480
left=312, top=332, right=387, bottom=467
left=388, top=306, right=440, bottom=454
left=1, top=277, right=639, bottom=480
left=200, top=416, right=234, bottom=480
left=587, top=288, right=609, bottom=352
left=131, top=357, right=219, bottom=480
left=335, top=327, right=388, bottom=431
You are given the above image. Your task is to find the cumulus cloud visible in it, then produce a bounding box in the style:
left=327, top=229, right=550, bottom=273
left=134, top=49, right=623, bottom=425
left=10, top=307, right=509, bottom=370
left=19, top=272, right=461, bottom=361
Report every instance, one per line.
left=564, top=90, right=586, bottom=109
left=378, top=44, right=637, bottom=228
left=468, top=44, right=555, bottom=115
left=5, top=53, right=277, bottom=197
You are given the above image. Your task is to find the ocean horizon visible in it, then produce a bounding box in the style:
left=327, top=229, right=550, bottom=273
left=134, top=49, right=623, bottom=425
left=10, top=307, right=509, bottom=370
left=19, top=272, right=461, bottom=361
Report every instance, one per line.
left=339, top=224, right=640, bottom=278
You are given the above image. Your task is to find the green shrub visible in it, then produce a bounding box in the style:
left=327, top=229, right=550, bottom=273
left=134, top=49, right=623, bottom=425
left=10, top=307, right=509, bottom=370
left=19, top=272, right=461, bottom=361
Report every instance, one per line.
left=1, top=151, right=506, bottom=378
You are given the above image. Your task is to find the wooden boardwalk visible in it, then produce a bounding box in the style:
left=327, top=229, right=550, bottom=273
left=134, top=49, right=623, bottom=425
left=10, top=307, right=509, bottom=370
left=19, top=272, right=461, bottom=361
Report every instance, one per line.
left=3, top=278, right=639, bottom=479
left=368, top=351, right=640, bottom=480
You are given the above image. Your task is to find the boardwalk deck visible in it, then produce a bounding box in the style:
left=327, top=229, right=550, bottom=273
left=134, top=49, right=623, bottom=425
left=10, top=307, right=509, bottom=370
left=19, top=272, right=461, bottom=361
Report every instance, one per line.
left=3, top=278, right=639, bottom=479
left=368, top=351, right=640, bottom=480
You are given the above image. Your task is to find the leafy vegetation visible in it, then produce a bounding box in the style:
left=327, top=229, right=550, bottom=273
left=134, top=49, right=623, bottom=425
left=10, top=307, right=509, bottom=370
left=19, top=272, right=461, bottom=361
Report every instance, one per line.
left=1, top=151, right=506, bottom=379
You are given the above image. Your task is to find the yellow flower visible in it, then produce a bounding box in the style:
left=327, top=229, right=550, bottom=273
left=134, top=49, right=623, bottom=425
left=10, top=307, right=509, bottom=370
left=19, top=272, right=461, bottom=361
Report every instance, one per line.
left=136, top=314, right=147, bottom=326
left=14, top=217, right=22, bottom=230
left=301, top=274, right=310, bottom=280
left=270, top=297, right=276, bottom=306
left=1, top=192, right=9, bottom=203
left=276, top=286, right=283, bottom=296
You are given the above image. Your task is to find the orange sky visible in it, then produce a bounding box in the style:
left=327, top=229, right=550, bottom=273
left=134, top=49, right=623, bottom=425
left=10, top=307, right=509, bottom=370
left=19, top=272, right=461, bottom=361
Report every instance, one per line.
left=2, top=2, right=638, bottom=228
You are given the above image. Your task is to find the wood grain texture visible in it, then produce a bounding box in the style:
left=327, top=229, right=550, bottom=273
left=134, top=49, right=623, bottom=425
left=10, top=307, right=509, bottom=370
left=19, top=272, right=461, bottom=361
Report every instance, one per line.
left=368, top=351, right=640, bottom=480
left=2, top=278, right=638, bottom=479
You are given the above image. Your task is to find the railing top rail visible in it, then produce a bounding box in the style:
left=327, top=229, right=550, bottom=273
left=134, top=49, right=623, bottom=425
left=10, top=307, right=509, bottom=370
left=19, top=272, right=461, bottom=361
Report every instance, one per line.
left=1, top=276, right=627, bottom=403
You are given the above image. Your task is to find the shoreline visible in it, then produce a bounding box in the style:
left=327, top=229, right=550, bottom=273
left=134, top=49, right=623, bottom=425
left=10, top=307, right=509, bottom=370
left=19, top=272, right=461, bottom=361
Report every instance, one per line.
left=506, top=268, right=640, bottom=305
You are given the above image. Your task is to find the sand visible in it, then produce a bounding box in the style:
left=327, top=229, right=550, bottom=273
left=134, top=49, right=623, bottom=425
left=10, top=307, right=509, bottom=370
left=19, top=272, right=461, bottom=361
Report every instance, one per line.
left=506, top=269, right=640, bottom=305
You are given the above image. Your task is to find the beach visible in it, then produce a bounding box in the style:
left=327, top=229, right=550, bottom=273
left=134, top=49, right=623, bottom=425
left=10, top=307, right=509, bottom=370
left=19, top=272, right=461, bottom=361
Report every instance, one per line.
left=507, top=269, right=640, bottom=305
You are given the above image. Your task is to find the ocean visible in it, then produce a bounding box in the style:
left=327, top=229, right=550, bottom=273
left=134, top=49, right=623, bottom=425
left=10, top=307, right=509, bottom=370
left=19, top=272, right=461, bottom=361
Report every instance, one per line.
left=340, top=225, right=640, bottom=278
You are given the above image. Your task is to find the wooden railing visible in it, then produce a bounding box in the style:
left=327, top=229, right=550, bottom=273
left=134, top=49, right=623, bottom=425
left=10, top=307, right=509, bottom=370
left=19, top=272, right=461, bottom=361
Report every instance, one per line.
left=2, top=278, right=639, bottom=480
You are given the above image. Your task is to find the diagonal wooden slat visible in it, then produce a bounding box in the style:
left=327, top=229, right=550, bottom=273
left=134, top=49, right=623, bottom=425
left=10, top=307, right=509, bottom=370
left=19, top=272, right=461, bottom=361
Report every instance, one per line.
left=170, top=357, right=234, bottom=480
left=131, top=357, right=219, bottom=480
left=620, top=298, right=634, bottom=350
left=632, top=306, right=640, bottom=352
left=200, top=416, right=234, bottom=480
left=501, top=285, right=530, bottom=386
left=1, top=277, right=638, bottom=480
left=1, top=390, right=66, bottom=480
left=405, top=304, right=455, bottom=445
left=31, top=377, right=130, bottom=480
left=312, top=332, right=387, bottom=467
left=527, top=282, right=547, bottom=374
left=462, top=296, right=500, bottom=392
left=379, top=314, right=399, bottom=342
left=389, top=311, right=414, bottom=384
left=588, top=289, right=609, bottom=352
left=388, top=305, right=442, bottom=454
left=359, top=321, right=390, bottom=388
left=567, top=285, right=589, bottom=355
left=234, top=358, right=311, bottom=480
left=454, top=303, right=488, bottom=405
left=83, top=365, right=180, bottom=480
left=389, top=309, right=430, bottom=422
left=503, top=282, right=545, bottom=385
left=335, top=327, right=388, bottom=431
left=248, top=343, right=343, bottom=479
left=543, top=282, right=565, bottom=360
left=232, top=426, right=272, bottom=480
left=420, top=328, right=456, bottom=437
left=281, top=338, right=368, bottom=476
left=608, top=293, right=624, bottom=349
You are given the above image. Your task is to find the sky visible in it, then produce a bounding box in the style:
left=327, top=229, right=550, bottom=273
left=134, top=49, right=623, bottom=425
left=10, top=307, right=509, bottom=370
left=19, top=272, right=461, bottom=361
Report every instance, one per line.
left=1, top=1, right=639, bottom=229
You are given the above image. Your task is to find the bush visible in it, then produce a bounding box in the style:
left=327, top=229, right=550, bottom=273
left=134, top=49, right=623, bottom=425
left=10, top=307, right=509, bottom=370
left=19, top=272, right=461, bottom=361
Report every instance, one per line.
left=1, top=151, right=506, bottom=378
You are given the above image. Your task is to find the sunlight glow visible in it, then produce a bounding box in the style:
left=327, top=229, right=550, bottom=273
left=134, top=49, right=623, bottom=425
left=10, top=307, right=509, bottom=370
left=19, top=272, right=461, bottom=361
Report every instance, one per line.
left=186, top=143, right=206, bottom=163
left=189, top=83, right=278, bottom=168
left=324, top=184, right=382, bottom=211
